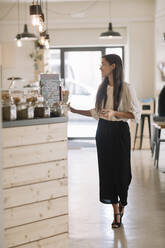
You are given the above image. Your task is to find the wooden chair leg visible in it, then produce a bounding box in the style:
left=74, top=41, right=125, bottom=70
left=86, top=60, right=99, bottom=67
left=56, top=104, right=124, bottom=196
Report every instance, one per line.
left=152, top=126, right=158, bottom=157
left=140, top=116, right=145, bottom=149
left=147, top=115, right=152, bottom=149
left=154, top=129, right=161, bottom=168
left=151, top=126, right=155, bottom=156
left=133, top=123, right=138, bottom=150
left=156, top=140, right=160, bottom=168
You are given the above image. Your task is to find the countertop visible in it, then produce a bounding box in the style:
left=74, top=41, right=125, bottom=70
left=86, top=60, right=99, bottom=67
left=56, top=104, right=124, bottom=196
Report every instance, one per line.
left=3, top=116, right=68, bottom=128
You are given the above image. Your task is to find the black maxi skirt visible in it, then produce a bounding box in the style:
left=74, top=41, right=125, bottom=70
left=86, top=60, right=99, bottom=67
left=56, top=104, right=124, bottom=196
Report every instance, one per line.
left=96, top=118, right=132, bottom=206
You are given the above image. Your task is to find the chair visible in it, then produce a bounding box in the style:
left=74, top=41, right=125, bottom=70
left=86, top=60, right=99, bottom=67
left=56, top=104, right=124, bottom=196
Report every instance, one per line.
left=133, top=98, right=155, bottom=150
left=152, top=116, right=165, bottom=168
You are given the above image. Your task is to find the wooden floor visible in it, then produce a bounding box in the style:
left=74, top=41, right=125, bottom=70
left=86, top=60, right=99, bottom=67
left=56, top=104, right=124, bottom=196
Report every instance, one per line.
left=68, top=140, right=165, bottom=248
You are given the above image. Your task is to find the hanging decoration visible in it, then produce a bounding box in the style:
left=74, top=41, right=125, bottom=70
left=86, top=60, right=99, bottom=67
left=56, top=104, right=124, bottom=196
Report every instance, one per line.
left=39, top=31, right=46, bottom=45
left=44, top=34, right=50, bottom=49
left=44, top=0, right=50, bottom=49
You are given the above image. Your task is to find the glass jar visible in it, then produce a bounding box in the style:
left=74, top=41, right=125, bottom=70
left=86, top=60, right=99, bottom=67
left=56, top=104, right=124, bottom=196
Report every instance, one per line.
left=60, top=104, right=68, bottom=117
left=43, top=101, right=50, bottom=118
left=50, top=102, right=61, bottom=117
left=27, top=102, right=34, bottom=119
left=17, top=99, right=28, bottom=120
left=2, top=97, right=17, bottom=121
left=34, top=102, right=45, bottom=118
left=62, top=89, right=69, bottom=104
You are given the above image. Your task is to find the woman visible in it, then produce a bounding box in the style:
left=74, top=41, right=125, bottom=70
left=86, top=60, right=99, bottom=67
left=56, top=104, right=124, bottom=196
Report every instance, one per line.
left=68, top=54, right=141, bottom=228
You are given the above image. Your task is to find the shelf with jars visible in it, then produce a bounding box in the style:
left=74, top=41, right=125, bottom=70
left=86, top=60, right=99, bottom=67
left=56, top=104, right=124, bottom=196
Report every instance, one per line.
left=1, top=85, right=69, bottom=124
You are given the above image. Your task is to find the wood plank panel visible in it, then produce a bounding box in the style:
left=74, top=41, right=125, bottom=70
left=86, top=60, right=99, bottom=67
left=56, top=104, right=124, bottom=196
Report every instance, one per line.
left=2, top=123, right=67, bottom=148
left=4, top=196, right=68, bottom=229
left=3, top=141, right=67, bottom=168
left=4, top=179, right=68, bottom=209
left=5, top=215, right=68, bottom=248
left=3, top=160, right=67, bottom=189
left=15, top=233, right=68, bottom=248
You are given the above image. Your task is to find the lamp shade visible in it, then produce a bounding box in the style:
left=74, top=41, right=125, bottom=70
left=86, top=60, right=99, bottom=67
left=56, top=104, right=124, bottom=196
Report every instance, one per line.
left=30, top=4, right=42, bottom=16
left=100, top=22, right=122, bottom=39
left=20, top=24, right=37, bottom=40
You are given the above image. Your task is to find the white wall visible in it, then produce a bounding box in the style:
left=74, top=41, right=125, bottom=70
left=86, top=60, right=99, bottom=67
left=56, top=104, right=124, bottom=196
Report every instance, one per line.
left=0, top=0, right=155, bottom=98
left=129, top=21, right=155, bottom=98
left=155, top=0, right=165, bottom=94
left=0, top=44, right=5, bottom=248
left=1, top=41, right=35, bottom=89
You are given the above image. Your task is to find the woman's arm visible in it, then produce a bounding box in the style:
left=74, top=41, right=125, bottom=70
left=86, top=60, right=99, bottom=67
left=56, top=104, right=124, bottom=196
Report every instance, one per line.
left=69, top=105, right=92, bottom=117
left=123, top=83, right=141, bottom=122
left=114, top=111, right=134, bottom=119
left=101, top=109, right=134, bottom=120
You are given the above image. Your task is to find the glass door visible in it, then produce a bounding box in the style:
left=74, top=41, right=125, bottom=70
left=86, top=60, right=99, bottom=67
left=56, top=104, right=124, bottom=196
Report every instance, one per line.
left=64, top=50, right=102, bottom=138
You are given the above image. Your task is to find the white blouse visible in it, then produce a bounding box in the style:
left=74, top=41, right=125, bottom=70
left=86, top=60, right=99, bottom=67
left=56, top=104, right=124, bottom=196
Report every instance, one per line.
left=90, top=82, right=141, bottom=122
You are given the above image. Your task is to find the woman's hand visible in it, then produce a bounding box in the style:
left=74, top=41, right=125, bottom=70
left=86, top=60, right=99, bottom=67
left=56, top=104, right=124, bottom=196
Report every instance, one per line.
left=99, top=109, right=115, bottom=120
left=67, top=103, right=91, bottom=117
left=67, top=103, right=76, bottom=113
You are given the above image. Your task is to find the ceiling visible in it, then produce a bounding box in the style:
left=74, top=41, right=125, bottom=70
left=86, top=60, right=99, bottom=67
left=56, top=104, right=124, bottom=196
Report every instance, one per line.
left=0, top=0, right=104, bottom=3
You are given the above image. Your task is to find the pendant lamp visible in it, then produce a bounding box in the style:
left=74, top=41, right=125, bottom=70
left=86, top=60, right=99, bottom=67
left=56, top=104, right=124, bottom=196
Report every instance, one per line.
left=30, top=1, right=42, bottom=26
left=99, top=0, right=122, bottom=39
left=100, top=22, right=122, bottom=39
left=20, top=24, right=37, bottom=40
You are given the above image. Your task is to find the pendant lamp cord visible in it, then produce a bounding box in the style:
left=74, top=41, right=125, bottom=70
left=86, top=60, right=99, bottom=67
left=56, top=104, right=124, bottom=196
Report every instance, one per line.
left=24, top=0, right=27, bottom=24
left=46, top=0, right=48, bottom=31
left=40, top=0, right=42, bottom=10
left=17, top=0, right=20, bottom=33
left=109, top=0, right=111, bottom=22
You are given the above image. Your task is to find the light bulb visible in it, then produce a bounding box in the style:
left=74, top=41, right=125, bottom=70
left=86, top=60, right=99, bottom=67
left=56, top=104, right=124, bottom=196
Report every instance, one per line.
left=31, top=15, right=40, bottom=26
left=17, top=39, right=22, bottom=47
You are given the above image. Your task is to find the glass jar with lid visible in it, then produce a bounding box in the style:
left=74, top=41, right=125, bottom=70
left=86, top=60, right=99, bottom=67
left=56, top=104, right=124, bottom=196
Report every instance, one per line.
left=27, top=102, right=34, bottom=119
left=17, top=96, right=34, bottom=120
left=50, top=102, right=61, bottom=117
left=17, top=97, right=28, bottom=120
left=34, top=100, right=50, bottom=118
left=34, top=100, right=44, bottom=118
left=2, top=97, right=17, bottom=121
left=43, top=101, right=50, bottom=118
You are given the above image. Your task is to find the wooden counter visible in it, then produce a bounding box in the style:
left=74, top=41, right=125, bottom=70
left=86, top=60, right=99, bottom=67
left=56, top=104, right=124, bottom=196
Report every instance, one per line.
left=2, top=118, right=68, bottom=248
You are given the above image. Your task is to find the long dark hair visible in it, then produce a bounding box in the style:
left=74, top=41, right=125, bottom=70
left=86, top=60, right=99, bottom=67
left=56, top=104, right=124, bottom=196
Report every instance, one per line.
left=95, top=54, right=123, bottom=112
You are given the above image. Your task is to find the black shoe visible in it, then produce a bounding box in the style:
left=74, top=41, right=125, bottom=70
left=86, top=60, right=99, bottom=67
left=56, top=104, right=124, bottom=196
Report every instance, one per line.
left=111, top=213, right=121, bottom=229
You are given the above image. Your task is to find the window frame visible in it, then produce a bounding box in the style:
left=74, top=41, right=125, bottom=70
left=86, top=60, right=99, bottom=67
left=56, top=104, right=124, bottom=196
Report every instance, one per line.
left=49, top=46, right=125, bottom=81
